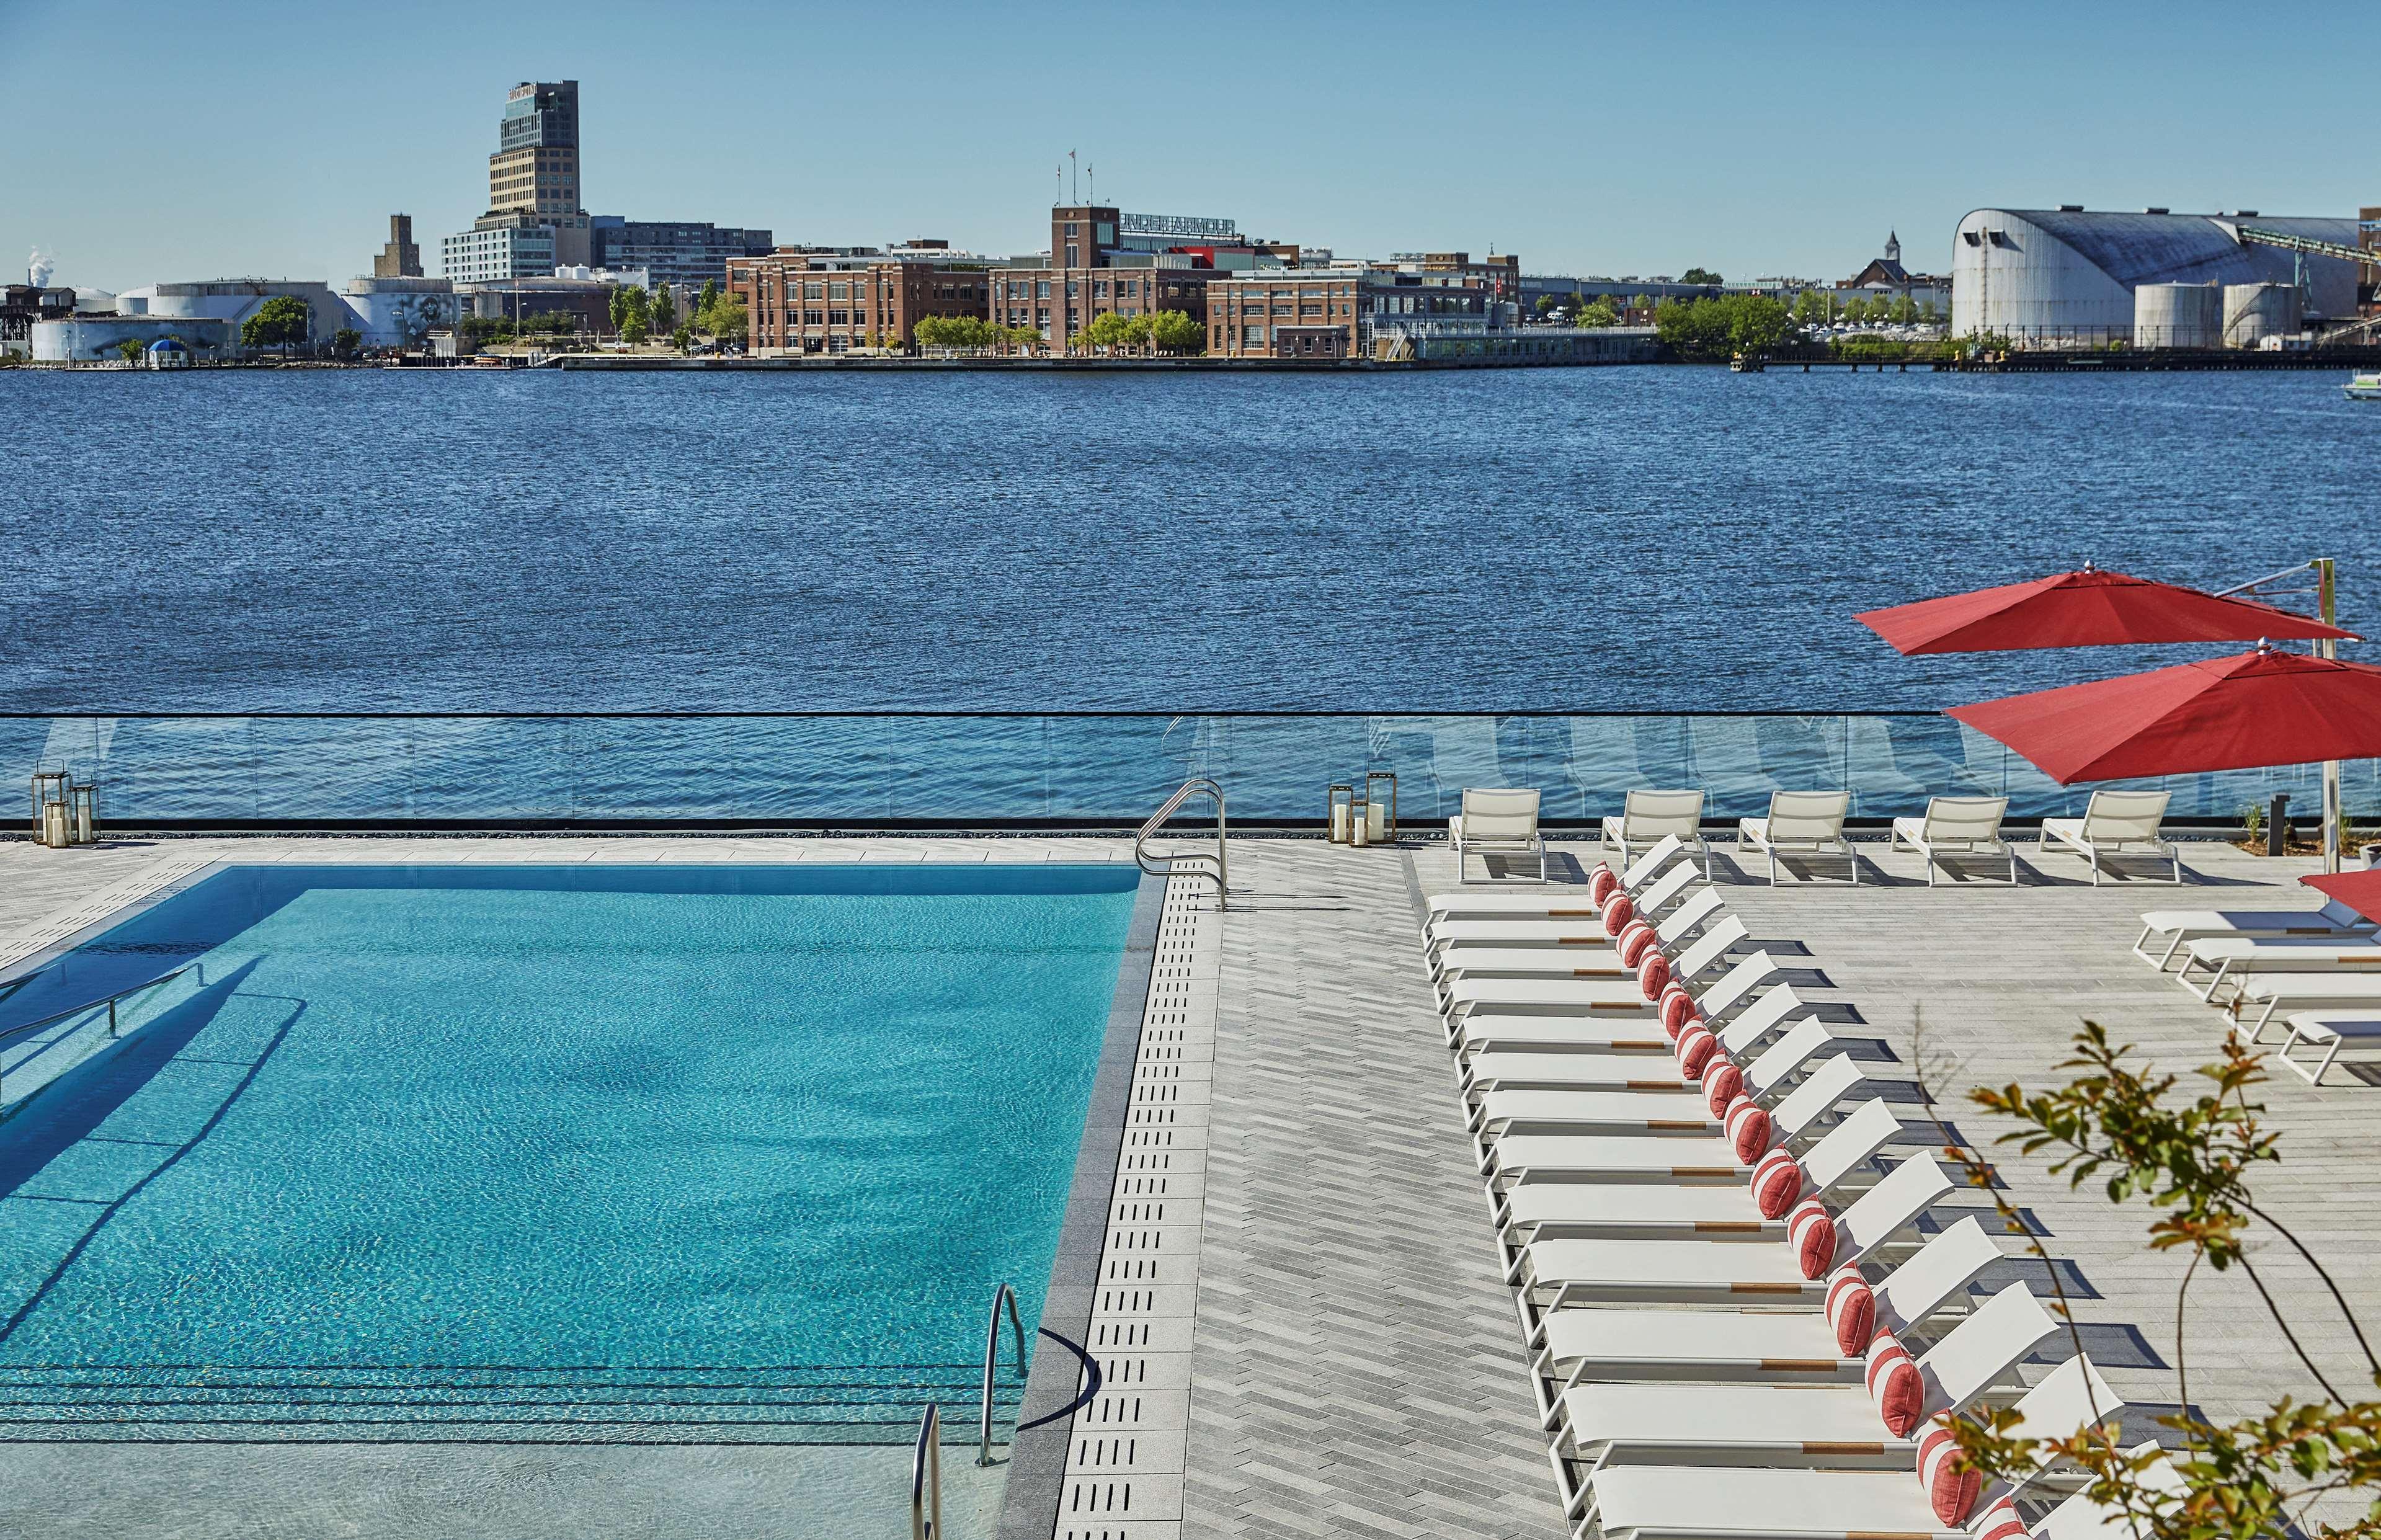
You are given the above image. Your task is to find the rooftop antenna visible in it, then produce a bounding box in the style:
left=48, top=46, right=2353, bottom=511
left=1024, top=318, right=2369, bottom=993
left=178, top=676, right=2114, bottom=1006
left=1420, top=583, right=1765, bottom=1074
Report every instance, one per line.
left=1056, top=164, right=1062, bottom=207
left=1087, top=163, right=1095, bottom=207
left=1069, top=149, right=1078, bottom=203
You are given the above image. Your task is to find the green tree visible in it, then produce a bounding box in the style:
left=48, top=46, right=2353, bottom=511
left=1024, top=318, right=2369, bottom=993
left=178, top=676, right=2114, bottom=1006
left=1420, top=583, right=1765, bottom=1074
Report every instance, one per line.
left=704, top=297, right=749, bottom=347
left=1080, top=311, right=1137, bottom=352
left=1569, top=289, right=1590, bottom=318
left=608, top=286, right=632, bottom=335
left=698, top=279, right=720, bottom=318
left=617, top=287, right=651, bottom=345
left=1679, top=266, right=1723, bottom=286
left=1917, top=1020, right=2381, bottom=1540
left=1146, top=309, right=1204, bottom=355
left=1576, top=299, right=1619, bottom=327
left=672, top=324, right=693, bottom=354
left=240, top=295, right=311, bottom=354
left=649, top=285, right=675, bottom=331
left=1534, top=295, right=1555, bottom=319
left=1888, top=293, right=1919, bottom=325
left=1654, top=294, right=1791, bottom=360
left=331, top=327, right=362, bottom=360
left=116, top=339, right=145, bottom=364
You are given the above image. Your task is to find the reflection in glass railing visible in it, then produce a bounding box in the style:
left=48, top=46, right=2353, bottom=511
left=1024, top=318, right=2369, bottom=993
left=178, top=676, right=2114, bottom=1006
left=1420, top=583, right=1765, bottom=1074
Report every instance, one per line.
left=2, top=714, right=2371, bottom=826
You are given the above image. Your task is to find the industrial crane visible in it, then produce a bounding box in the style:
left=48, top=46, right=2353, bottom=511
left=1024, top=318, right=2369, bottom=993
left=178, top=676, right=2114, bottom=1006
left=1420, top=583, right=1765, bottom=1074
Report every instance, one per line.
left=2213, top=221, right=2381, bottom=344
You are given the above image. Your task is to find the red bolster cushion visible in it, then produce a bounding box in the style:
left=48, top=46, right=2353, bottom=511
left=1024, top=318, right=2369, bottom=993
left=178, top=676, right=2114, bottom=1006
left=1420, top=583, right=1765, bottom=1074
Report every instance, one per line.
left=1969, top=1498, right=2026, bottom=1540
left=1725, top=1095, right=1773, bottom=1163
left=1749, top=1148, right=1801, bottom=1217
left=1866, top=1330, right=1923, bottom=1436
left=1658, top=985, right=1697, bottom=1040
left=1674, top=1023, right=1717, bottom=1080
left=1588, top=864, right=1618, bottom=904
left=1618, top=920, right=1657, bottom=967
left=1702, top=1061, right=1745, bottom=1116
left=1824, top=1264, right=1874, bottom=1356
left=1918, top=1425, right=1982, bottom=1524
left=1600, top=893, right=1636, bottom=937
left=1786, top=1198, right=1836, bottom=1280
left=1637, top=951, right=1671, bottom=1000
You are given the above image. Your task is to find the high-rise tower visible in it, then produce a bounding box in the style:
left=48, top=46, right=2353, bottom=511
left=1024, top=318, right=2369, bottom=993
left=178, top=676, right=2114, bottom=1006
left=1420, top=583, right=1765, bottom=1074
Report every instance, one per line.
left=484, top=81, right=589, bottom=267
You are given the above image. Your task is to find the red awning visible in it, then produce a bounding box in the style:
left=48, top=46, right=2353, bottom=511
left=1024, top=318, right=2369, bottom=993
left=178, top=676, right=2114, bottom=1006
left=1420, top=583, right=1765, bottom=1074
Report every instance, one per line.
left=1856, top=567, right=2357, bottom=655
left=1946, top=646, right=2381, bottom=784
left=2302, top=869, right=2381, bottom=925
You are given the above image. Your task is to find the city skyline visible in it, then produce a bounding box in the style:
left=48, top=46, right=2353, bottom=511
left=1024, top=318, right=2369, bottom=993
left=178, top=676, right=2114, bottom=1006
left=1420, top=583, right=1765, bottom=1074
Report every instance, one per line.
left=2, top=0, right=2370, bottom=293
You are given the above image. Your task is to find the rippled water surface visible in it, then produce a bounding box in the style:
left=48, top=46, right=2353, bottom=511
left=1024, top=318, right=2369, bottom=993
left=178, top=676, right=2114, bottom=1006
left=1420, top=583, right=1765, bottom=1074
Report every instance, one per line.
left=0, top=863, right=1136, bottom=1440
left=1, top=367, right=2371, bottom=711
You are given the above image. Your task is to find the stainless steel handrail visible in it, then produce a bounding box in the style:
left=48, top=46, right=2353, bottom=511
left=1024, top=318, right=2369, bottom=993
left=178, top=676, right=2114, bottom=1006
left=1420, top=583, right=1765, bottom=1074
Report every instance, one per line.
left=911, top=1404, right=942, bottom=1540
left=1136, top=777, right=1228, bottom=909
left=0, top=961, right=202, bottom=1106
left=977, top=1282, right=1027, bottom=1466
left=0, top=961, right=203, bottom=1050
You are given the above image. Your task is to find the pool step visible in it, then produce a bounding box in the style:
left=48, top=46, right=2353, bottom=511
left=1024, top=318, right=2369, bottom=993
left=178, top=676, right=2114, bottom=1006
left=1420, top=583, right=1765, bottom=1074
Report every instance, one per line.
left=0, top=1363, right=1026, bottom=1443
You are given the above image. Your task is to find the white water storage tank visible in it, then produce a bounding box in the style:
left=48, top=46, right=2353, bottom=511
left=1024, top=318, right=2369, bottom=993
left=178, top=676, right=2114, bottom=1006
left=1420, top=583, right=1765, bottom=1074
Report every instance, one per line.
left=2133, top=282, right=2219, bottom=347
left=2222, top=282, right=2302, bottom=349
left=2134, top=282, right=2221, bottom=349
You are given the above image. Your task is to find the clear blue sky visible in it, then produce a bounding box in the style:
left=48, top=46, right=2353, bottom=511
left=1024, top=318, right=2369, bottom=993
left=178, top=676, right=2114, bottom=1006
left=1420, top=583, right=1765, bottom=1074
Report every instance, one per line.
left=3, top=0, right=2370, bottom=293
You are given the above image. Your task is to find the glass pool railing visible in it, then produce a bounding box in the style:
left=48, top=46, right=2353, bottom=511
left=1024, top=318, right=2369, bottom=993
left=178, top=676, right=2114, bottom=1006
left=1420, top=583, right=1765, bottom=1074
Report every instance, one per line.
left=3, top=713, right=2371, bottom=828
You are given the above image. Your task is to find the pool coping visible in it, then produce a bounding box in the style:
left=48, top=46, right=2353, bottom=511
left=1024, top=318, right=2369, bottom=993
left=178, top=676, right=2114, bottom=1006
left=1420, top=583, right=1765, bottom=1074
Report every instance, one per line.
left=994, top=868, right=1167, bottom=1540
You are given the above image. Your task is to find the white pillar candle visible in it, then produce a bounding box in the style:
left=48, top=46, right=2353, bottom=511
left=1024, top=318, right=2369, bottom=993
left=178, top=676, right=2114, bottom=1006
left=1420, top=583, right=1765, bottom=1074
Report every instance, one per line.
left=43, top=803, right=67, bottom=848
left=1330, top=803, right=1350, bottom=843
left=1351, top=809, right=1369, bottom=847
left=1366, top=801, right=1386, bottom=843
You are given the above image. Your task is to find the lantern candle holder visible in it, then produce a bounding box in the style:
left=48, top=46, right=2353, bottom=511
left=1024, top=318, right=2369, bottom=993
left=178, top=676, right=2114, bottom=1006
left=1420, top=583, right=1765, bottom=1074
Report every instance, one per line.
left=1327, top=783, right=1356, bottom=844
left=29, top=771, right=69, bottom=848
left=1363, top=771, right=1399, bottom=846
left=69, top=782, right=97, bottom=845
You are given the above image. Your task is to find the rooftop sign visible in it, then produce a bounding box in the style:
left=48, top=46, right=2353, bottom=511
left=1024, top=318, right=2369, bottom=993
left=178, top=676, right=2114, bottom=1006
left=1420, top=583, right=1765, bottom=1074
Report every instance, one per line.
left=1119, top=212, right=1238, bottom=240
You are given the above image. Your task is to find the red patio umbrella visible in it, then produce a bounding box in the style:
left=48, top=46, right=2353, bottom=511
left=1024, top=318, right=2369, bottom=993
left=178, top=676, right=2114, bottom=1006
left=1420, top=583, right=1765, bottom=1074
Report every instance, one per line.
left=2302, top=869, right=2381, bottom=924
left=1857, top=567, right=2357, bottom=655
left=1944, top=646, right=2381, bottom=785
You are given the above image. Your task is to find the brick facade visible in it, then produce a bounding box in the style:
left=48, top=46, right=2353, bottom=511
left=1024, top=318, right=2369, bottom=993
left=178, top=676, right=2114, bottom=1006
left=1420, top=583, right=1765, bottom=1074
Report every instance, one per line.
left=728, top=252, right=990, bottom=354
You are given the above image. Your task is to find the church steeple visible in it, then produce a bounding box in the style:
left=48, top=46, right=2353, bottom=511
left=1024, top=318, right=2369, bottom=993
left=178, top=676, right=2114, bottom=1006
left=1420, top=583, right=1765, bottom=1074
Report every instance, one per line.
left=1884, top=229, right=1902, bottom=264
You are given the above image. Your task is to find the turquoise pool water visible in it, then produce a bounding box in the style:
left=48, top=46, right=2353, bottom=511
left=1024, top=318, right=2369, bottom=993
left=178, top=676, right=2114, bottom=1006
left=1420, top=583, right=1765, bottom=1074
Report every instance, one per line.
left=0, top=863, right=1139, bottom=1441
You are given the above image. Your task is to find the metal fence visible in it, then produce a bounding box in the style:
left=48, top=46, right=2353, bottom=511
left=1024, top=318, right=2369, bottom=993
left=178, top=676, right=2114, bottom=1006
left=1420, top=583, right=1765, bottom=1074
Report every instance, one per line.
left=6, top=714, right=2370, bottom=830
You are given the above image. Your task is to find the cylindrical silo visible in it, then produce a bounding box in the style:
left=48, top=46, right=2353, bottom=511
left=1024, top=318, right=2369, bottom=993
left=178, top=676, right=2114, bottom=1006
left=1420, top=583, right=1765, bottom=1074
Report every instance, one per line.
left=2133, top=282, right=2220, bottom=349
left=2222, top=282, right=2301, bottom=349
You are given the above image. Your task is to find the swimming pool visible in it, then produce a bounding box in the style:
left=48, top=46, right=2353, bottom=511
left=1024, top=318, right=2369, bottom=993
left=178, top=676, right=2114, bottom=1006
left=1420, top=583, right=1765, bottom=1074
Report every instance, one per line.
left=0, top=863, right=1141, bottom=1446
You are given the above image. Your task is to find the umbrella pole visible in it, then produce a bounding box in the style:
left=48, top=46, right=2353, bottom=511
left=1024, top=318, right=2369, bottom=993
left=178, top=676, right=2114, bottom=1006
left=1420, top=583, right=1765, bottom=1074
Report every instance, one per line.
left=2320, top=558, right=2343, bottom=875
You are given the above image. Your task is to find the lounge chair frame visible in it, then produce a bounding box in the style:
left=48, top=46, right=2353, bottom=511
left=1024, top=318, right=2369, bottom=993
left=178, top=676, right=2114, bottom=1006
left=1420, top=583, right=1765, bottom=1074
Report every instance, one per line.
left=1889, top=796, right=2015, bottom=886
left=1602, top=790, right=1713, bottom=881
left=1737, top=790, right=1858, bottom=886
left=2039, top=789, right=2181, bottom=886
left=1451, top=787, right=1548, bottom=886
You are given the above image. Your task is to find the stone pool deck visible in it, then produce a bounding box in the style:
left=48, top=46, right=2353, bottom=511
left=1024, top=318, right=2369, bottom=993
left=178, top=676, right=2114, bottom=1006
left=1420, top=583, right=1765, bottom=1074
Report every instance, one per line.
left=1, top=832, right=2374, bottom=1539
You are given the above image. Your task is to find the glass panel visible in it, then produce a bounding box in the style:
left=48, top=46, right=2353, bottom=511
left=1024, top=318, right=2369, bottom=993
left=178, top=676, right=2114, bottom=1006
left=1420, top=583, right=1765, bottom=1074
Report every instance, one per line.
left=1, top=716, right=2374, bottom=827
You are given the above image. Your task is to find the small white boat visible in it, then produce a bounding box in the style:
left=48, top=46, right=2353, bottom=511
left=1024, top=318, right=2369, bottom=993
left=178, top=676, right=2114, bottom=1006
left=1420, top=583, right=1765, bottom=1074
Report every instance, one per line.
left=2345, top=373, right=2381, bottom=400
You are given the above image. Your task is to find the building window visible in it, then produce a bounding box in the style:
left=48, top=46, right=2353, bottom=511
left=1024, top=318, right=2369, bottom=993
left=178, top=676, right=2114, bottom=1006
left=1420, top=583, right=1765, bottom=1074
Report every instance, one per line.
left=1065, top=245, right=1079, bottom=266
left=1035, top=281, right=1051, bottom=300
left=1242, top=325, right=1265, bottom=344
left=805, top=282, right=824, bottom=300
left=830, top=282, right=850, bottom=300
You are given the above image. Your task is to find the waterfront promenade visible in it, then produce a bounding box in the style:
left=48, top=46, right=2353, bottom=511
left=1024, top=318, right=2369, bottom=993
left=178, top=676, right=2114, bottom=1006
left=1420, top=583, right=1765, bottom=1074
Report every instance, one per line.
left=0, top=832, right=2369, bottom=1538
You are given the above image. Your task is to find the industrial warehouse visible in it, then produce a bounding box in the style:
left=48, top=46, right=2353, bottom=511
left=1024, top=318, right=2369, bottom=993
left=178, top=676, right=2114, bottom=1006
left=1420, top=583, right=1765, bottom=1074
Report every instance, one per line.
left=1951, top=207, right=2374, bottom=349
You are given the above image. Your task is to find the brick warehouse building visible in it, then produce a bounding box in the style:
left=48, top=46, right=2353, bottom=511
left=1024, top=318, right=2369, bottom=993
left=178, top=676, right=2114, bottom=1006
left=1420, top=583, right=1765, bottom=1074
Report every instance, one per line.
left=1208, top=269, right=1495, bottom=360
left=728, top=244, right=990, bottom=354
left=993, top=204, right=1217, bottom=355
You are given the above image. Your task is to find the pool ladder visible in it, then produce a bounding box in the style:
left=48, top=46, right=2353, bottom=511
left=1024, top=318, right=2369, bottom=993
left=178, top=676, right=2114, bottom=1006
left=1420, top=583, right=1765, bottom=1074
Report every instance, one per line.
left=908, top=1283, right=1030, bottom=1539
left=1136, top=777, right=1229, bottom=909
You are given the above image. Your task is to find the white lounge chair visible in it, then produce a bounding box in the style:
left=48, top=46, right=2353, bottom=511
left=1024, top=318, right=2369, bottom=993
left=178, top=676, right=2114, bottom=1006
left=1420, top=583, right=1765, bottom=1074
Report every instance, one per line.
left=1457, top=977, right=1811, bottom=1058
left=1619, top=834, right=1687, bottom=892
left=1562, top=1348, right=2118, bottom=1537
left=1430, top=893, right=1719, bottom=983
left=1525, top=1215, right=2003, bottom=1389
left=1890, top=796, right=2015, bottom=886
left=1440, top=977, right=1652, bottom=1039
left=2133, top=898, right=2376, bottom=970
left=2039, top=789, right=2180, bottom=885
left=2233, top=973, right=2381, bottom=1037
left=2175, top=933, right=2381, bottom=1004
left=1549, top=1284, right=2065, bottom=1474
left=1578, top=1464, right=1964, bottom=1540
left=1449, top=787, right=1547, bottom=884
left=2277, top=1012, right=2381, bottom=1085
left=1480, top=1052, right=1874, bottom=1184
left=1689, top=948, right=1783, bottom=1021
left=1462, top=1015, right=1847, bottom=1116
left=1603, top=790, right=1713, bottom=880
left=2031, top=1441, right=2187, bottom=1540
left=1738, top=790, right=1858, bottom=886
left=1491, top=1097, right=1903, bottom=1244
left=1512, top=1154, right=1953, bottom=1307
left=1423, top=891, right=1604, bottom=935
